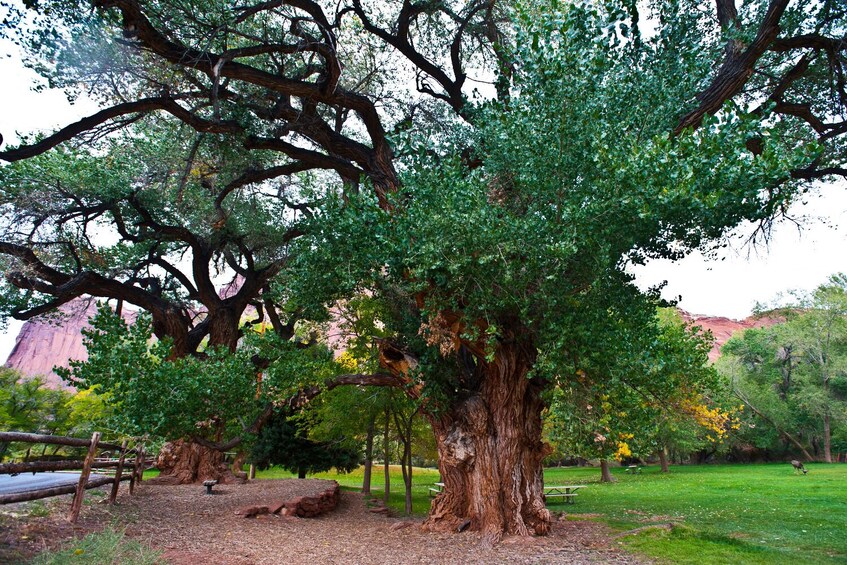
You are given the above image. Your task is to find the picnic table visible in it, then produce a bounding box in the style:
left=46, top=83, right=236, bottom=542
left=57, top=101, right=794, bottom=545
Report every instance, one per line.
left=625, top=465, right=643, bottom=474
left=544, top=484, right=586, bottom=504
left=429, top=482, right=444, bottom=497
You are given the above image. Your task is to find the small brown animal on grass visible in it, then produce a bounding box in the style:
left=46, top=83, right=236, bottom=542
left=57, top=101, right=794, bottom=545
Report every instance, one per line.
left=791, top=460, right=808, bottom=474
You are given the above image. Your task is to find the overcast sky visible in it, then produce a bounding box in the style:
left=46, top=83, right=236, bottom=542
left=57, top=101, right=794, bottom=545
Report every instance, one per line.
left=1, top=36, right=845, bottom=362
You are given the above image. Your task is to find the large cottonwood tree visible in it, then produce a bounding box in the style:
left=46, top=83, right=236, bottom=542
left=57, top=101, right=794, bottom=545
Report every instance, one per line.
left=1, top=0, right=845, bottom=541
left=0, top=119, right=319, bottom=482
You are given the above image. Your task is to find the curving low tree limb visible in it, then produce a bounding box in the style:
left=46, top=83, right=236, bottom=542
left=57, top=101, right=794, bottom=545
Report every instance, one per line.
left=191, top=372, right=408, bottom=452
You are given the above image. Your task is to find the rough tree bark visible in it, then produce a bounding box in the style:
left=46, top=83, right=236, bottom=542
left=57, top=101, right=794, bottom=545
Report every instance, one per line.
left=206, top=306, right=242, bottom=351
left=422, top=336, right=551, bottom=544
left=155, top=439, right=245, bottom=484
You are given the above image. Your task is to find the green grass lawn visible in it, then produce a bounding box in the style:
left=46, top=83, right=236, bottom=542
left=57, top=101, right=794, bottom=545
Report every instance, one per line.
left=257, top=462, right=847, bottom=564
left=545, top=463, right=847, bottom=564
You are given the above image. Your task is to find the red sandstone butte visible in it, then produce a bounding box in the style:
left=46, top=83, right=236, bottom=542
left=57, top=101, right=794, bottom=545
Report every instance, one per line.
left=679, top=312, right=780, bottom=362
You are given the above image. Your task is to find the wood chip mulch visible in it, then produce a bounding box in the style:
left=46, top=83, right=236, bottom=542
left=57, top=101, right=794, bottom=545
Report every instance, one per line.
left=1, top=479, right=646, bottom=564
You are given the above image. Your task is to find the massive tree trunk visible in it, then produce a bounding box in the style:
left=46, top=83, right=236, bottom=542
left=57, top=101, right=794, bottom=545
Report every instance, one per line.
left=206, top=305, right=242, bottom=351
left=150, top=305, right=193, bottom=359
left=155, top=439, right=245, bottom=484
left=423, top=337, right=551, bottom=544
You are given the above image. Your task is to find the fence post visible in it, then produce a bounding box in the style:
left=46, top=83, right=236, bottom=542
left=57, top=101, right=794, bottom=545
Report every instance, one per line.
left=138, top=446, right=146, bottom=482
left=69, top=431, right=100, bottom=523
left=129, top=444, right=145, bottom=495
left=109, top=439, right=128, bottom=504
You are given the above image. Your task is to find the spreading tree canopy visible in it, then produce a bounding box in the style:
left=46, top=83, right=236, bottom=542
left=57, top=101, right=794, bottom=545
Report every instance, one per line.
left=0, top=118, right=309, bottom=355
left=1, top=0, right=845, bottom=541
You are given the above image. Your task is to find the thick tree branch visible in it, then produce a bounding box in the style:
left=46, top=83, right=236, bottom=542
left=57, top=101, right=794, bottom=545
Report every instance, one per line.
left=150, top=257, right=199, bottom=299
left=243, top=136, right=365, bottom=183
left=0, top=97, right=241, bottom=162
left=213, top=163, right=313, bottom=213
left=770, top=33, right=847, bottom=53
left=0, top=242, right=70, bottom=285
left=675, top=0, right=790, bottom=134
left=791, top=165, right=847, bottom=180
left=350, top=0, right=466, bottom=113
left=95, top=0, right=394, bottom=195
left=192, top=372, right=407, bottom=451
left=714, top=0, right=738, bottom=29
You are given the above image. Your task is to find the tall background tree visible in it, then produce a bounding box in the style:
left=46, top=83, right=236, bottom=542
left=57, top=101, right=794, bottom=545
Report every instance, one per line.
left=0, top=0, right=845, bottom=541
left=719, top=274, right=847, bottom=462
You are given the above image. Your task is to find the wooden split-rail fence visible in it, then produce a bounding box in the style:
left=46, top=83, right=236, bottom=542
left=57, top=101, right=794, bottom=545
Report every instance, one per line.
left=0, top=431, right=148, bottom=522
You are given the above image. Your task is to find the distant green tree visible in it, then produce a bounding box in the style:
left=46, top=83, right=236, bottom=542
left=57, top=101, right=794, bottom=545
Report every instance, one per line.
left=791, top=277, right=847, bottom=462
left=547, top=308, right=727, bottom=478
left=0, top=370, right=66, bottom=436
left=58, top=306, right=344, bottom=481
left=721, top=275, right=847, bottom=462
left=62, top=386, right=113, bottom=438
left=0, top=368, right=111, bottom=460
left=307, top=368, right=434, bottom=512
left=308, top=384, right=391, bottom=494
left=249, top=410, right=359, bottom=479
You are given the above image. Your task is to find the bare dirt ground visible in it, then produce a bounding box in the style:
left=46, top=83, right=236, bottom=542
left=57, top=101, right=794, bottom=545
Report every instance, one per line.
left=1, top=479, right=645, bottom=564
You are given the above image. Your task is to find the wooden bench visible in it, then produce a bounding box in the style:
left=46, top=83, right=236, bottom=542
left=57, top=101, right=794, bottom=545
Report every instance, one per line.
left=429, top=482, right=444, bottom=497
left=544, top=485, right=585, bottom=504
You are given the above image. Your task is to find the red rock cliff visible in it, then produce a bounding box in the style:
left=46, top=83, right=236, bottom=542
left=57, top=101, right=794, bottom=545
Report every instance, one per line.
left=4, top=299, right=135, bottom=388
left=680, top=312, right=780, bottom=362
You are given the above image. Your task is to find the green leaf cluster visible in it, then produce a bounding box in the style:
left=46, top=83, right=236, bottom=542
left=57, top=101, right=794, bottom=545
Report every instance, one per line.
left=58, top=304, right=342, bottom=444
